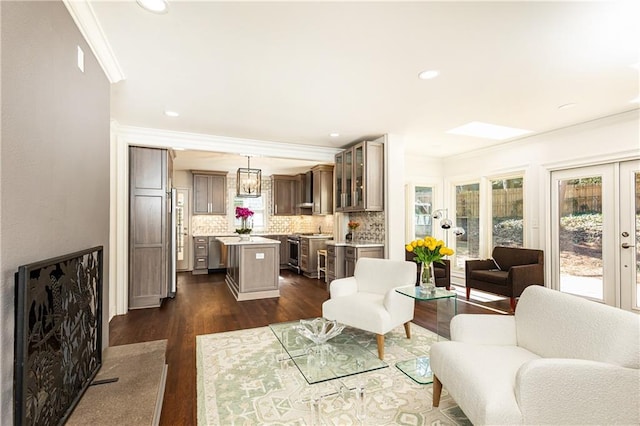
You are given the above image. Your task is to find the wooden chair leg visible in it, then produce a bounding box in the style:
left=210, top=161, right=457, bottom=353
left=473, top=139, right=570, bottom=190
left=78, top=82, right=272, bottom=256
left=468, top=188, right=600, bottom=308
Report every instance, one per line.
left=432, top=375, right=443, bottom=407
left=403, top=322, right=411, bottom=339
left=465, top=286, right=471, bottom=300
left=510, top=297, right=517, bottom=312
left=376, top=334, right=384, bottom=360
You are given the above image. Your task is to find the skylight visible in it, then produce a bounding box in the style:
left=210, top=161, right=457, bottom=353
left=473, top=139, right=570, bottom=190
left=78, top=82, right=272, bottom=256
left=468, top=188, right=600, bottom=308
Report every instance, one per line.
left=446, top=121, right=533, bottom=140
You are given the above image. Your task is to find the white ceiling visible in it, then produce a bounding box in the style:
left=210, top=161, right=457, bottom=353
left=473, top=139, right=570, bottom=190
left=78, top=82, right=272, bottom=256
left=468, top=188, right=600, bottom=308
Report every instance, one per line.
left=88, top=1, right=639, bottom=172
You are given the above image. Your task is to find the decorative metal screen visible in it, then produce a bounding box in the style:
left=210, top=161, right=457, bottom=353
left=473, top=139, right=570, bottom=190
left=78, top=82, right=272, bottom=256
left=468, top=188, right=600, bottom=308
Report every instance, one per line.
left=14, top=246, right=103, bottom=426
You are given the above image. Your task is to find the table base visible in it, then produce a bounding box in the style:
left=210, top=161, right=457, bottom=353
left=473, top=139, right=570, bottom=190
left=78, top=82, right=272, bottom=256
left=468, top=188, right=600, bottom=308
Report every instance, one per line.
left=395, top=356, right=433, bottom=384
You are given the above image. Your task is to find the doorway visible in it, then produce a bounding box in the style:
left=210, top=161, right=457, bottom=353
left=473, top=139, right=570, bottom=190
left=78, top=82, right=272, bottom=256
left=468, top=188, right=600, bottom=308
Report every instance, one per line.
left=550, top=160, right=640, bottom=312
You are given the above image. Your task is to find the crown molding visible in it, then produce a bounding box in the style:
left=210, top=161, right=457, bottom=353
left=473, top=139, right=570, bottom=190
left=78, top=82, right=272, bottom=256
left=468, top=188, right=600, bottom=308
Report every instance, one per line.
left=111, top=123, right=342, bottom=162
left=63, top=0, right=125, bottom=83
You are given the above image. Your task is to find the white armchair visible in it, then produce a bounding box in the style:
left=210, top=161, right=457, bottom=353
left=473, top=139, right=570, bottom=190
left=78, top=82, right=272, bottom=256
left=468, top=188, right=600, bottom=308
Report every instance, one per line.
left=430, top=285, right=640, bottom=425
left=322, top=257, right=416, bottom=359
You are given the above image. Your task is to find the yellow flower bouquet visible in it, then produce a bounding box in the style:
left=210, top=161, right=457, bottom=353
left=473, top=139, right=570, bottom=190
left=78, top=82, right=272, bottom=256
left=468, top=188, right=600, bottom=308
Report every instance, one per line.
left=405, top=236, right=454, bottom=289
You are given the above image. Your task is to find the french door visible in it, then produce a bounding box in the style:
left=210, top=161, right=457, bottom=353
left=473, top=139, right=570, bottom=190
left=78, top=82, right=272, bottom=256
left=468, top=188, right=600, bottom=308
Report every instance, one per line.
left=550, top=160, right=639, bottom=311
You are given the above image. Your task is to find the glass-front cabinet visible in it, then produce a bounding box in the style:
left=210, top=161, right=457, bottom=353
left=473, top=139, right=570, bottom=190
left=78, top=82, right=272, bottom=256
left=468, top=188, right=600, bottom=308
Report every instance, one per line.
left=334, top=138, right=384, bottom=212
left=335, top=153, right=344, bottom=211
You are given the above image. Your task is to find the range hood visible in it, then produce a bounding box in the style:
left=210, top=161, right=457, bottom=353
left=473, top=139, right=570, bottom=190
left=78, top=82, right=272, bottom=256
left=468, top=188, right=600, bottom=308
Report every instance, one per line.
left=297, top=171, right=313, bottom=208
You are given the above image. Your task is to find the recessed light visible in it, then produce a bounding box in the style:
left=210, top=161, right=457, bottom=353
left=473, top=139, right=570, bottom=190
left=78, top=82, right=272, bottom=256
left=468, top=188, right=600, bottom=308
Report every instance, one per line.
left=164, top=110, right=179, bottom=117
left=330, top=133, right=340, bottom=137
left=446, top=121, right=533, bottom=140
left=630, top=63, right=640, bottom=70
left=558, top=103, right=576, bottom=110
left=630, top=96, right=640, bottom=104
left=418, top=70, right=439, bottom=80
left=137, top=0, right=168, bottom=14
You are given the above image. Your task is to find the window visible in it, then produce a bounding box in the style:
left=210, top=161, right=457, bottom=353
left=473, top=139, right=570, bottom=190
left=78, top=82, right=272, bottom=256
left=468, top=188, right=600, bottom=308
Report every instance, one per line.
left=455, top=183, right=480, bottom=270
left=413, top=186, right=434, bottom=239
left=233, top=196, right=265, bottom=230
left=491, top=177, right=523, bottom=248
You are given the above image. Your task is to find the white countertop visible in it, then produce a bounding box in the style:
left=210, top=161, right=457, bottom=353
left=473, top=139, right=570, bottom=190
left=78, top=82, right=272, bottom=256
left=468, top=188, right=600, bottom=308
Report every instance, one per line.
left=216, top=236, right=281, bottom=245
left=327, top=240, right=384, bottom=248
left=299, top=234, right=334, bottom=240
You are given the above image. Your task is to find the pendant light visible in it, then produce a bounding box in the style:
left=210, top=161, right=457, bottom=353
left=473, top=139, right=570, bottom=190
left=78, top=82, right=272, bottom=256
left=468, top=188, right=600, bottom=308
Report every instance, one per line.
left=236, top=156, right=261, bottom=197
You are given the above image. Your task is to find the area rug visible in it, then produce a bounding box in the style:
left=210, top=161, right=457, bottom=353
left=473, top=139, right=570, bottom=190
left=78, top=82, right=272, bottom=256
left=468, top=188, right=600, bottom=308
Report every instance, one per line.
left=196, top=322, right=470, bottom=425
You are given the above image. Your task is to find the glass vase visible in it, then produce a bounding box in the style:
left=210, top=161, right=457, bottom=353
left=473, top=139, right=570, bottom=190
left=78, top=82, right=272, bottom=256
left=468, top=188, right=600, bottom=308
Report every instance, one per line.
left=420, top=262, right=436, bottom=293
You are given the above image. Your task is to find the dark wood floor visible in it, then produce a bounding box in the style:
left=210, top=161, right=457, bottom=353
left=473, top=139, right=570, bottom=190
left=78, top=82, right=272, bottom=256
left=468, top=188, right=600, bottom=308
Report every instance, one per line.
left=109, top=269, right=511, bottom=425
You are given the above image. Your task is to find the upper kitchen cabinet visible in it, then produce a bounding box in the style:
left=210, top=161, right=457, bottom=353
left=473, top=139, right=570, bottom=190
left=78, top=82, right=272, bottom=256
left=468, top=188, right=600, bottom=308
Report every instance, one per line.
left=335, top=138, right=384, bottom=212
left=312, top=165, right=333, bottom=215
left=193, top=171, right=227, bottom=215
left=272, top=175, right=298, bottom=215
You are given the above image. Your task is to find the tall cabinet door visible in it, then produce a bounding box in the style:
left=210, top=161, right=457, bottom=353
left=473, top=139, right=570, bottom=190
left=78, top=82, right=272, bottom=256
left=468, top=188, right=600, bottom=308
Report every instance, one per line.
left=129, top=146, right=169, bottom=309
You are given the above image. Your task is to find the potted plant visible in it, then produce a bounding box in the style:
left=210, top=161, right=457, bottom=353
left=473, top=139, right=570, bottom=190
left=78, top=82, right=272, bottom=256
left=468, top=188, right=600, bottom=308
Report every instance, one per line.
left=235, top=207, right=254, bottom=240
left=346, top=221, right=359, bottom=241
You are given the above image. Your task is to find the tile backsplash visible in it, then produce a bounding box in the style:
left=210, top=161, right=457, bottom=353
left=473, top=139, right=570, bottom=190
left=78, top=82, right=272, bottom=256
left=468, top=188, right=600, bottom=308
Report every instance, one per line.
left=191, top=175, right=334, bottom=236
left=347, top=211, right=385, bottom=243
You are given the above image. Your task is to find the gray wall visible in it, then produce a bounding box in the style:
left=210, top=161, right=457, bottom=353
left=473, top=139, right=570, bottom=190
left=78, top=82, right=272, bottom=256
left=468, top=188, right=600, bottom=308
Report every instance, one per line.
left=1, top=1, right=110, bottom=421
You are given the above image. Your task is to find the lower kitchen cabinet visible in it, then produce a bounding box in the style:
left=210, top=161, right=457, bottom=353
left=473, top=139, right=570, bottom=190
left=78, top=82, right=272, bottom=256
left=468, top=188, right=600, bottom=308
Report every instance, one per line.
left=344, top=246, right=384, bottom=277
left=300, top=237, right=331, bottom=278
left=193, top=236, right=209, bottom=275
left=326, top=244, right=345, bottom=284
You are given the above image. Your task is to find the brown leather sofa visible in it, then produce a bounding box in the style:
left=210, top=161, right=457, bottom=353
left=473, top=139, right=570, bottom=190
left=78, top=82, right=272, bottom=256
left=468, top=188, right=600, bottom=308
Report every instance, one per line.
left=405, top=252, right=451, bottom=290
left=465, top=246, right=544, bottom=311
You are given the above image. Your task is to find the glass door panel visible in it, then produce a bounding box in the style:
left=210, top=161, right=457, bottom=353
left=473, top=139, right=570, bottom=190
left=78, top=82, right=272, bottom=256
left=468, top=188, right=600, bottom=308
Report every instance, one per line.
left=454, top=183, right=480, bottom=271
left=354, top=144, right=364, bottom=210
left=414, top=186, right=433, bottom=239
left=551, top=165, right=615, bottom=305
left=335, top=153, right=343, bottom=211
left=344, top=149, right=353, bottom=209
left=620, top=160, right=640, bottom=312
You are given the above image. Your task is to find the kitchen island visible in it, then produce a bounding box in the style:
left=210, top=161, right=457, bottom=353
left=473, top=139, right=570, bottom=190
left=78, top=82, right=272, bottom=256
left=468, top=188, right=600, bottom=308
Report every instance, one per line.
left=217, top=236, right=281, bottom=301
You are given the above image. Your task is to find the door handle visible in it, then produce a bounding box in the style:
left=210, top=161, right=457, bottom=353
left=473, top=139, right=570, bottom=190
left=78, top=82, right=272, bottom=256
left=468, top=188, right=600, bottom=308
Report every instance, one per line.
left=621, top=242, right=636, bottom=249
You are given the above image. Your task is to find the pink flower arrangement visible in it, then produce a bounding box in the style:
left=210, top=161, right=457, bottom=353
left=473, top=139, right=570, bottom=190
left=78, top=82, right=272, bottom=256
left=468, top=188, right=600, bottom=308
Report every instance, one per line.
left=235, top=207, right=254, bottom=234
left=235, top=207, right=254, bottom=219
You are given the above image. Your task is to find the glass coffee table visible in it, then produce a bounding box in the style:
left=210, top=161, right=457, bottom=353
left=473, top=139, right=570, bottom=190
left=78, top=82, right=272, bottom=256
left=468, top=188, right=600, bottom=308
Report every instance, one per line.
left=394, top=286, right=457, bottom=384
left=269, top=320, right=388, bottom=385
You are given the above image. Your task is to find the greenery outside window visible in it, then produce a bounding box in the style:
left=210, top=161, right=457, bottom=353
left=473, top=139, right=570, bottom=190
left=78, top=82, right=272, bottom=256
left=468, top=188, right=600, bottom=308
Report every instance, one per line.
left=413, top=186, right=434, bottom=239
left=455, top=183, right=480, bottom=270
left=491, top=177, right=524, bottom=248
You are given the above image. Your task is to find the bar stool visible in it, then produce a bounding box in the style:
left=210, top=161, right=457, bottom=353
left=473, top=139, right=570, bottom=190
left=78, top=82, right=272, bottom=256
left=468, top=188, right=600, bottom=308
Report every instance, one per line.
left=317, top=249, right=327, bottom=282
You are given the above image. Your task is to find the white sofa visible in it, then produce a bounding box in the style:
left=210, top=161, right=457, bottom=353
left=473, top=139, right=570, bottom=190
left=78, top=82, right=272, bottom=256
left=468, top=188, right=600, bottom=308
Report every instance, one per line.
left=430, top=285, right=640, bottom=425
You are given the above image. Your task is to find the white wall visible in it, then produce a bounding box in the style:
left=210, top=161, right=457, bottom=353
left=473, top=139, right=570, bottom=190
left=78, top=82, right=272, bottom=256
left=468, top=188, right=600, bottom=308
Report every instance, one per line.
left=1, top=1, right=111, bottom=420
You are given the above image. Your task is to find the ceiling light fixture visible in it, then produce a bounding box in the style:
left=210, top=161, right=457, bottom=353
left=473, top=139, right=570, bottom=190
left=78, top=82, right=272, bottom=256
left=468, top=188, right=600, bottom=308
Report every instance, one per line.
left=164, top=110, right=179, bottom=117
left=418, top=70, right=439, bottom=80
left=237, top=156, right=261, bottom=198
left=446, top=121, right=533, bottom=140
left=330, top=133, right=340, bottom=137
left=137, top=0, right=168, bottom=14
left=630, top=96, right=640, bottom=104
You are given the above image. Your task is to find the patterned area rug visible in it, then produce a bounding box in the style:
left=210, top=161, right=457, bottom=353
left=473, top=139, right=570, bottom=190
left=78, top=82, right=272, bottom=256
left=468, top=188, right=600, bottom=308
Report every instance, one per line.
left=197, top=322, right=470, bottom=425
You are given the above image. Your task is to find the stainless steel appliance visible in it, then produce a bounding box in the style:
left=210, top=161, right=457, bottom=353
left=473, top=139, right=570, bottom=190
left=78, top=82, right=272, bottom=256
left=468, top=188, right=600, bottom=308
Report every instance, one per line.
left=287, top=233, right=316, bottom=273
left=287, top=234, right=301, bottom=273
